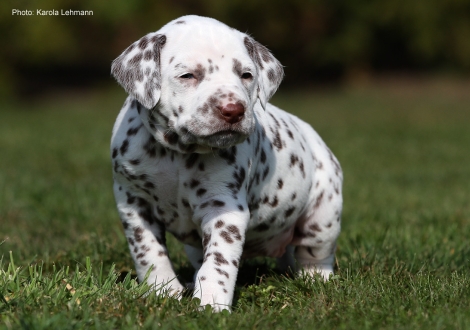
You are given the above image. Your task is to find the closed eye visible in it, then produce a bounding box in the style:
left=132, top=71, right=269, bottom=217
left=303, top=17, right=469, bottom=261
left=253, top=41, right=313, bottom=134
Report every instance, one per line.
left=179, top=73, right=195, bottom=79
left=241, top=72, right=253, bottom=80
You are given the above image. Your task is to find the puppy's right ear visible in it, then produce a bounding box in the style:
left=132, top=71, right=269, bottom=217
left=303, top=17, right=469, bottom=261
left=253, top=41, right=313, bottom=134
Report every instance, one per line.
left=111, top=33, right=166, bottom=109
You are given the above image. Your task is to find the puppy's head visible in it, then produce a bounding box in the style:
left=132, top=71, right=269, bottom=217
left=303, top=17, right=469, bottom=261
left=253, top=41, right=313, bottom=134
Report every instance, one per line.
left=112, top=15, right=283, bottom=152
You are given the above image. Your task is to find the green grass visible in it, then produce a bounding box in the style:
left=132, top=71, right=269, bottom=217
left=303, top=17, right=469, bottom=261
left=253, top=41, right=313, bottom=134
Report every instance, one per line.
left=1, top=79, right=469, bottom=329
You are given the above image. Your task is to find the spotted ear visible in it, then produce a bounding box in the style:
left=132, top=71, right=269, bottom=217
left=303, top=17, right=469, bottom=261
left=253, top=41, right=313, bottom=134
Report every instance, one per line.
left=244, top=36, right=284, bottom=109
left=111, top=33, right=166, bottom=109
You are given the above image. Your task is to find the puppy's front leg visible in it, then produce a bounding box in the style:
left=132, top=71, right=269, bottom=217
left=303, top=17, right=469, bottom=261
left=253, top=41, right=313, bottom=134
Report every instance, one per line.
left=193, top=205, right=248, bottom=312
left=114, top=183, right=184, bottom=296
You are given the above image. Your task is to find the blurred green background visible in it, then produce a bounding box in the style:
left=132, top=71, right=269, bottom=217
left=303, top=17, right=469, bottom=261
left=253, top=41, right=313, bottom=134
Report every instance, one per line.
left=1, top=0, right=470, bottom=99
left=1, top=2, right=469, bottom=327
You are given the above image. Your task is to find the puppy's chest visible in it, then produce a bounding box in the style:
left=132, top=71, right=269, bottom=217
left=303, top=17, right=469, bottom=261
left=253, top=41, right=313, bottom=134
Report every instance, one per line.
left=114, top=110, right=314, bottom=248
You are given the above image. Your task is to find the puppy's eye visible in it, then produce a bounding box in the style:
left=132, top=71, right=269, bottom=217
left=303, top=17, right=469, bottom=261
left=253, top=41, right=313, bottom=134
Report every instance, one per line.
left=241, top=72, right=253, bottom=80
left=179, top=73, right=195, bottom=79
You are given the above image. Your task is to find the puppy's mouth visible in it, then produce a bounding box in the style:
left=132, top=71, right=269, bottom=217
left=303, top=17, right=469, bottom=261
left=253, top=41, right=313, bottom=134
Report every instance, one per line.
left=202, top=130, right=247, bottom=148
left=179, top=128, right=247, bottom=149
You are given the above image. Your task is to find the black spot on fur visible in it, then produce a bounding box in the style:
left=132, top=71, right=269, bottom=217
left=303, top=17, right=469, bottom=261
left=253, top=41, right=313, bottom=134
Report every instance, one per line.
left=156, top=206, right=165, bottom=215
left=287, top=130, right=294, bottom=139
left=185, top=154, right=199, bottom=169
left=218, top=146, right=237, bottom=165
left=144, top=181, right=154, bottom=189
left=260, top=149, right=266, bottom=164
left=182, top=199, right=190, bottom=208
left=229, top=167, right=246, bottom=194
left=189, top=179, right=200, bottom=189
left=126, top=192, right=136, bottom=204
left=272, top=130, right=283, bottom=151
left=112, top=147, right=118, bottom=158
left=164, top=131, right=179, bottom=145
left=143, top=136, right=157, bottom=157
left=285, top=207, right=296, bottom=218
left=196, top=188, right=207, bottom=197
left=254, top=223, right=270, bottom=232
left=120, top=140, right=129, bottom=155
left=262, top=167, right=270, bottom=180
left=212, top=200, right=225, bottom=207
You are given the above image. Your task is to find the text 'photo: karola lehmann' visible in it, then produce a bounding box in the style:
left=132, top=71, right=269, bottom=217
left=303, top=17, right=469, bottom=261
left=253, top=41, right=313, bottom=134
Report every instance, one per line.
left=12, top=9, right=93, bottom=16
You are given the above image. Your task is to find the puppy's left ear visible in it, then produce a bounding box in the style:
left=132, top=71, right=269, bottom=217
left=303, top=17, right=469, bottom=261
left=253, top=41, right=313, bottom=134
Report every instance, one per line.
left=244, top=36, right=284, bottom=109
left=111, top=33, right=166, bottom=109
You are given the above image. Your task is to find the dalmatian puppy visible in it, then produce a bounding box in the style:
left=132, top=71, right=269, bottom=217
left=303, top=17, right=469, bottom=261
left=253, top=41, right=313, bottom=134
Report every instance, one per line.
left=110, top=15, right=342, bottom=311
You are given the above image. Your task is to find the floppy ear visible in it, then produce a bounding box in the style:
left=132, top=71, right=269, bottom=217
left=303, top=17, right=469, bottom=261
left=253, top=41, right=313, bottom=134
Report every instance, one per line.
left=243, top=36, right=284, bottom=109
left=111, top=33, right=166, bottom=109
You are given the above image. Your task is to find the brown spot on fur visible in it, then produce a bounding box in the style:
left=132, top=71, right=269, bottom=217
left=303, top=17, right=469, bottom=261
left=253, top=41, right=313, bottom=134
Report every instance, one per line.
left=134, top=227, right=144, bottom=242
left=214, top=252, right=229, bottom=265
left=220, top=231, right=234, bottom=244
left=314, top=191, right=324, bottom=209
left=309, top=223, right=322, bottom=232
left=227, top=225, right=242, bottom=240
left=215, top=268, right=229, bottom=278
left=203, top=232, right=211, bottom=248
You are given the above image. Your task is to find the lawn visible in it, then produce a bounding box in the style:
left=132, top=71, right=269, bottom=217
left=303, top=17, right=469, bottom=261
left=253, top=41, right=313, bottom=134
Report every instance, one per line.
left=1, top=78, right=469, bottom=329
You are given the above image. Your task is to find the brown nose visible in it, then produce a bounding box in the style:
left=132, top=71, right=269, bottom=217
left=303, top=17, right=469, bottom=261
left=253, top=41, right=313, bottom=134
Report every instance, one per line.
left=218, top=103, right=245, bottom=124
